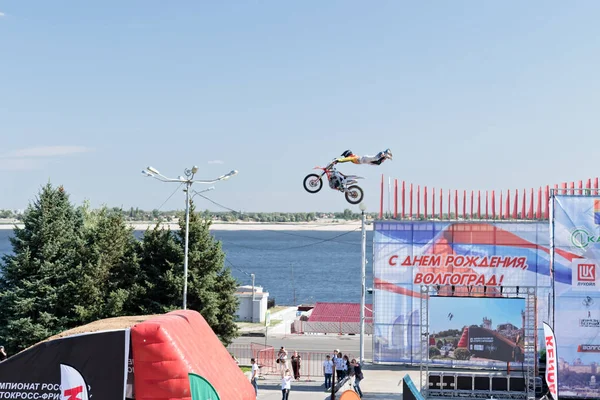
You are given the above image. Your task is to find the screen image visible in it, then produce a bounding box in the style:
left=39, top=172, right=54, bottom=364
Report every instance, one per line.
left=428, top=296, right=526, bottom=363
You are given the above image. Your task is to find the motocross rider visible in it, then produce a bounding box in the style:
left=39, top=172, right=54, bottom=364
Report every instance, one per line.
left=330, top=149, right=393, bottom=189
left=335, top=149, right=393, bottom=165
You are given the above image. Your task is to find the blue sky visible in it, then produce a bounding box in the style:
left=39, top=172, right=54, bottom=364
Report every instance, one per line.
left=1, top=1, right=600, bottom=212
left=429, top=297, right=524, bottom=334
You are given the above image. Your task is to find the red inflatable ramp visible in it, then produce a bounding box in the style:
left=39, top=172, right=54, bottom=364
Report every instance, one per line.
left=131, top=309, right=254, bottom=400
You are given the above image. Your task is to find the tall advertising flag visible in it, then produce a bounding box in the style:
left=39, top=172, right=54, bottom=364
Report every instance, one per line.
left=60, top=364, right=89, bottom=400
left=542, top=322, right=558, bottom=399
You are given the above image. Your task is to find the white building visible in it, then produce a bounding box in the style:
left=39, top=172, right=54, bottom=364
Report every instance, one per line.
left=234, top=285, right=269, bottom=323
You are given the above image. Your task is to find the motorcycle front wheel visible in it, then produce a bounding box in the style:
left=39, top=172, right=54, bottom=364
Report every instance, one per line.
left=303, top=174, right=323, bottom=193
left=345, top=185, right=364, bottom=205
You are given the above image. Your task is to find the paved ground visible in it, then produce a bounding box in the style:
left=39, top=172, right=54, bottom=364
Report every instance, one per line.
left=251, top=364, right=420, bottom=399
left=234, top=334, right=372, bottom=358
left=236, top=308, right=414, bottom=399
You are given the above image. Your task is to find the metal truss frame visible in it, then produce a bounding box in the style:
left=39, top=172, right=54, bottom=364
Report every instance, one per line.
left=419, top=285, right=537, bottom=400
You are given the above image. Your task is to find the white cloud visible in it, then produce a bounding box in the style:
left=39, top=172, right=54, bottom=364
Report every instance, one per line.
left=1, top=146, right=92, bottom=158
left=0, top=12, right=5, bottom=17
left=207, top=160, right=224, bottom=164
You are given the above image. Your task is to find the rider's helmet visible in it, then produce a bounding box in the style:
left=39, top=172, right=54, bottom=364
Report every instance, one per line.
left=341, top=150, right=353, bottom=158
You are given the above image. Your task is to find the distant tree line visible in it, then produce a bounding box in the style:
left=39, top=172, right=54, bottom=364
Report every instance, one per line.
left=1, top=206, right=379, bottom=225
left=0, top=184, right=239, bottom=355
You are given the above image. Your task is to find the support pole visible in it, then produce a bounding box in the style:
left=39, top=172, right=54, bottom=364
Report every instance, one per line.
left=183, top=183, right=191, bottom=310
left=379, top=175, right=384, bottom=219
left=359, top=208, right=366, bottom=364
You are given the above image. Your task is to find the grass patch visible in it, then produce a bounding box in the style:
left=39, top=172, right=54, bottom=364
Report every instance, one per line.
left=240, top=366, right=252, bottom=373
left=269, top=319, right=283, bottom=327
left=268, top=306, right=290, bottom=314
left=236, top=322, right=264, bottom=328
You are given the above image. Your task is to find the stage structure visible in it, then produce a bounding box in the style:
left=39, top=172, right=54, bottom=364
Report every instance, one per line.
left=371, top=179, right=600, bottom=400
left=419, top=285, right=537, bottom=400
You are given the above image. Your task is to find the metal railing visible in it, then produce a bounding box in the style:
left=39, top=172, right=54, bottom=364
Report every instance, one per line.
left=291, top=316, right=373, bottom=335
left=227, top=343, right=358, bottom=382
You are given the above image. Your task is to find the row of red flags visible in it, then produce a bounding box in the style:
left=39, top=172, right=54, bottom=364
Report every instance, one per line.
left=379, top=176, right=600, bottom=220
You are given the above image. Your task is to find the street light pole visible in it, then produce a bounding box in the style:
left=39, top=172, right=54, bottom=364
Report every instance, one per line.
left=142, top=165, right=238, bottom=310
left=183, top=183, right=191, bottom=310
left=359, top=202, right=367, bottom=364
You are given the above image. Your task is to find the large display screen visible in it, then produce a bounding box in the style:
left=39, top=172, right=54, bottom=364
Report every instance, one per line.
left=428, top=296, right=525, bottom=364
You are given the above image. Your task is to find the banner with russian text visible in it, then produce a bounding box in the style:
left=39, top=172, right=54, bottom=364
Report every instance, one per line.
left=542, top=322, right=558, bottom=399
left=0, top=330, right=129, bottom=399
left=373, top=221, right=552, bottom=366
left=553, top=196, right=600, bottom=399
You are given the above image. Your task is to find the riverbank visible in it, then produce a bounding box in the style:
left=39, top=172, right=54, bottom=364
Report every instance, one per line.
left=0, top=220, right=368, bottom=231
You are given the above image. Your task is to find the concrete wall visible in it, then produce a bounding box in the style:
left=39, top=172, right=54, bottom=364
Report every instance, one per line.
left=234, top=286, right=269, bottom=323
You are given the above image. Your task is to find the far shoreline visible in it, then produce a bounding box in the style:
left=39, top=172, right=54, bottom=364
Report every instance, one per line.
left=0, top=220, right=369, bottom=232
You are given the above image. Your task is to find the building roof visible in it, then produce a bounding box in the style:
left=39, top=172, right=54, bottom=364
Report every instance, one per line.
left=308, top=302, right=372, bottom=322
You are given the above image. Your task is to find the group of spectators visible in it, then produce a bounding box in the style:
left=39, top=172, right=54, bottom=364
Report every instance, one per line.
left=249, top=346, right=364, bottom=399
left=323, top=349, right=363, bottom=397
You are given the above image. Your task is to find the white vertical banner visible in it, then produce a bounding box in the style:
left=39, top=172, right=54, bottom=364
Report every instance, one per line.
left=542, top=322, right=558, bottom=399
left=60, top=364, right=89, bottom=400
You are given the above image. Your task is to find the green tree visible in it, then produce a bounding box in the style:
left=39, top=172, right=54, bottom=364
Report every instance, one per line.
left=137, top=225, right=183, bottom=314
left=0, top=184, right=85, bottom=353
left=177, top=201, right=239, bottom=346
left=75, top=206, right=143, bottom=321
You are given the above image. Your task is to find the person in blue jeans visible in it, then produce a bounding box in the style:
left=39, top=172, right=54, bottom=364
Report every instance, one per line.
left=250, top=358, right=259, bottom=396
left=351, top=359, right=364, bottom=398
left=323, top=355, right=334, bottom=390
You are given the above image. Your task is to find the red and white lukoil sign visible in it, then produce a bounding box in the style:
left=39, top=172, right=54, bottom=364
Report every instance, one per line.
left=542, top=322, right=558, bottom=400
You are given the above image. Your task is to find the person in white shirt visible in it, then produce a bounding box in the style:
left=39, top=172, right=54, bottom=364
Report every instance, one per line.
left=335, top=352, right=345, bottom=382
left=250, top=358, right=259, bottom=396
left=281, top=368, right=292, bottom=400
left=323, top=355, right=334, bottom=390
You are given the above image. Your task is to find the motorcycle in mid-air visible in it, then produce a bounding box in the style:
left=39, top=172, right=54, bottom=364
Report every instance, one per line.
left=302, top=160, right=364, bottom=205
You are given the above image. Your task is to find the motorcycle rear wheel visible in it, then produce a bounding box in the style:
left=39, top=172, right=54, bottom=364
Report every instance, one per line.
left=345, top=185, right=364, bottom=205
left=303, top=174, right=323, bottom=193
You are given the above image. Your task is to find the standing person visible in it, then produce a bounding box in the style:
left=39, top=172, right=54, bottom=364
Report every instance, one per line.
left=281, top=369, right=292, bottom=400
left=351, top=359, right=364, bottom=398
left=343, top=355, right=350, bottom=379
left=250, top=358, right=259, bottom=396
left=323, top=355, right=334, bottom=390
left=335, top=352, right=345, bottom=382
left=277, top=346, right=288, bottom=372
left=291, top=351, right=302, bottom=380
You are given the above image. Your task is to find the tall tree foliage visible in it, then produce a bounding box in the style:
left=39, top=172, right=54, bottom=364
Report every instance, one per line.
left=0, top=186, right=241, bottom=353
left=75, top=205, right=144, bottom=321
left=137, top=225, right=183, bottom=314
left=177, top=201, right=239, bottom=346
left=0, top=184, right=85, bottom=352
